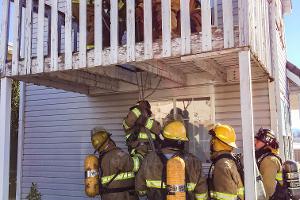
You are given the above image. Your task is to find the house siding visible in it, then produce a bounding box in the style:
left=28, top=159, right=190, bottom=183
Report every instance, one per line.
left=21, top=80, right=270, bottom=199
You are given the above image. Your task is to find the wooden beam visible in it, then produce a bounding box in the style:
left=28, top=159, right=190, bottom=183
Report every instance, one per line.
left=87, top=66, right=137, bottom=85
left=18, top=75, right=89, bottom=95
left=131, top=60, right=187, bottom=85
left=48, top=71, right=119, bottom=91
left=239, top=50, right=257, bottom=200
left=193, top=59, right=227, bottom=82
left=0, top=78, right=12, bottom=200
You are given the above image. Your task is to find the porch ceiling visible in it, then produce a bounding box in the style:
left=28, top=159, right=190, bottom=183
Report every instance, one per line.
left=11, top=47, right=270, bottom=96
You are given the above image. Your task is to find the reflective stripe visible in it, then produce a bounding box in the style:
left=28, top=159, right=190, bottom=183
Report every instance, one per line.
left=276, top=172, right=283, bottom=181
left=145, top=118, right=154, bottom=129
left=145, top=180, right=196, bottom=191
left=186, top=183, right=196, bottom=191
left=195, top=192, right=208, bottom=200
left=211, top=191, right=238, bottom=200
left=101, top=172, right=135, bottom=185
left=123, top=120, right=130, bottom=130
left=131, top=108, right=142, bottom=118
left=237, top=187, right=244, bottom=196
left=118, top=0, right=125, bottom=9
left=72, top=0, right=94, bottom=4
left=138, top=190, right=147, bottom=196
left=132, top=156, right=140, bottom=172
left=146, top=180, right=166, bottom=188
left=138, top=132, right=156, bottom=140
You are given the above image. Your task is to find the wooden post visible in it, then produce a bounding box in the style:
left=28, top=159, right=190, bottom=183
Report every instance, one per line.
left=16, top=82, right=25, bottom=200
left=239, top=50, right=257, bottom=200
left=0, top=78, right=12, bottom=200
left=0, top=0, right=10, bottom=75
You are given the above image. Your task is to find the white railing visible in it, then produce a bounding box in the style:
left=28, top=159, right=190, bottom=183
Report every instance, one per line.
left=0, top=0, right=254, bottom=77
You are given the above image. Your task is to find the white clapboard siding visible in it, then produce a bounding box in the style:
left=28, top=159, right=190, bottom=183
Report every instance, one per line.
left=215, top=81, right=271, bottom=147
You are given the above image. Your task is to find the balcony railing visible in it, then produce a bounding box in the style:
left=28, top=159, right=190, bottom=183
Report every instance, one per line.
left=0, top=0, right=271, bottom=77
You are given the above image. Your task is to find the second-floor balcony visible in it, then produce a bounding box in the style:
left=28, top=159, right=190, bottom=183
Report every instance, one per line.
left=0, top=0, right=272, bottom=95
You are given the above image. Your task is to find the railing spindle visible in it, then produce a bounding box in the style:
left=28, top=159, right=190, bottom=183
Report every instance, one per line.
left=51, top=0, right=58, bottom=71
left=180, top=0, right=191, bottom=55
left=110, top=0, right=118, bottom=64
left=37, top=0, right=45, bottom=73
left=94, top=0, right=103, bottom=66
left=24, top=0, right=32, bottom=74
left=12, top=0, right=22, bottom=75
left=222, top=0, right=234, bottom=48
left=162, top=0, right=172, bottom=57
left=126, top=0, right=136, bottom=62
left=65, top=0, right=73, bottom=69
left=201, top=0, right=212, bottom=51
left=144, top=0, right=153, bottom=59
left=79, top=0, right=87, bottom=68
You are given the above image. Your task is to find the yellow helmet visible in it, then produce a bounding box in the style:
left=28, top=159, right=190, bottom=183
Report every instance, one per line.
left=163, top=120, right=188, bottom=141
left=91, top=127, right=111, bottom=152
left=209, top=124, right=237, bottom=149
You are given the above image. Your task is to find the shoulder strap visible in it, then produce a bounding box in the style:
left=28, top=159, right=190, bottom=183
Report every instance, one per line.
left=258, top=152, right=282, bottom=168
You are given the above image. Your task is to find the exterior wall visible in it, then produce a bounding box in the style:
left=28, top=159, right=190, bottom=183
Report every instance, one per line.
left=20, top=79, right=270, bottom=199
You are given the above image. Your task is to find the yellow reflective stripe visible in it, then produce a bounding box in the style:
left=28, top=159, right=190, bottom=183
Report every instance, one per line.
left=123, top=120, right=130, bottom=130
left=145, top=118, right=154, bottom=129
left=186, top=183, right=196, bottom=191
left=145, top=180, right=196, bottom=191
left=72, top=0, right=94, bottom=4
left=237, top=187, right=244, bottom=196
left=195, top=192, right=208, bottom=200
left=132, top=108, right=142, bottom=118
left=138, top=132, right=156, bottom=140
left=276, top=172, right=283, bottom=181
left=101, top=172, right=135, bottom=184
left=212, top=191, right=238, bottom=200
left=87, top=45, right=94, bottom=50
left=146, top=180, right=166, bottom=188
left=132, top=156, right=140, bottom=172
left=138, top=190, right=147, bottom=196
left=118, top=0, right=125, bottom=9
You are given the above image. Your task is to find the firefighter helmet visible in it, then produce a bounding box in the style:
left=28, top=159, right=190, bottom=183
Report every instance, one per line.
left=255, top=128, right=279, bottom=149
left=209, top=124, right=237, bottom=149
left=163, top=120, right=188, bottom=141
left=91, top=127, right=111, bottom=152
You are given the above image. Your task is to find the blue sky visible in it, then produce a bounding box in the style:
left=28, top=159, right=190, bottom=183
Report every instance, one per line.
left=285, top=0, right=300, bottom=67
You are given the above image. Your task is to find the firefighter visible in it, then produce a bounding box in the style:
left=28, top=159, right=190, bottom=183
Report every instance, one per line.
left=135, top=120, right=208, bottom=200
left=90, top=127, right=140, bottom=200
left=207, top=124, right=244, bottom=200
left=122, top=100, right=162, bottom=158
left=255, top=128, right=283, bottom=199
left=136, top=0, right=202, bottom=40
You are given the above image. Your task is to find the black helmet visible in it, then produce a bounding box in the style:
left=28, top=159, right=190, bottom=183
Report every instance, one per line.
left=255, top=128, right=279, bottom=149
